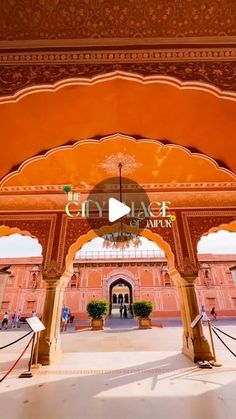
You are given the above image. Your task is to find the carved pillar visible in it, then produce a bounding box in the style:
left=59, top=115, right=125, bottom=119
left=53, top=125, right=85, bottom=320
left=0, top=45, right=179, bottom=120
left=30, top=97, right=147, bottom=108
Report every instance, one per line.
left=38, top=261, right=70, bottom=365
left=176, top=258, right=213, bottom=362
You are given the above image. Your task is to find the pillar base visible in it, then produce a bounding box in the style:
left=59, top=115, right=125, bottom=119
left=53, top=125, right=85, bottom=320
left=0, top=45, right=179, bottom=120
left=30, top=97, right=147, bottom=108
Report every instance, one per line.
left=182, top=332, right=213, bottom=362
left=37, top=337, right=62, bottom=366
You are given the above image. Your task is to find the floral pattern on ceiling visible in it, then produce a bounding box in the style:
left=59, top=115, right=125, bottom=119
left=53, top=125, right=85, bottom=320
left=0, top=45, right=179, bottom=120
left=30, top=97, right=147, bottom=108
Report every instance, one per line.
left=99, top=152, right=142, bottom=175
left=0, top=0, right=235, bottom=40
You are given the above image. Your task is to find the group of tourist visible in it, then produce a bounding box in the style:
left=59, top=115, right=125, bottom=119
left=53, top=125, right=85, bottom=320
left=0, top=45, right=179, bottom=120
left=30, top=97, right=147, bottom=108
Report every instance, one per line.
left=0, top=310, right=21, bottom=330
left=201, top=305, right=217, bottom=321
left=0, top=309, right=37, bottom=330
left=119, top=303, right=133, bottom=318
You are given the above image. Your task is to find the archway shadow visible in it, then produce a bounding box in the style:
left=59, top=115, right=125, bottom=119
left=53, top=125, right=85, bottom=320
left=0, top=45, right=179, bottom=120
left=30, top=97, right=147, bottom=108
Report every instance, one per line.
left=0, top=350, right=235, bottom=419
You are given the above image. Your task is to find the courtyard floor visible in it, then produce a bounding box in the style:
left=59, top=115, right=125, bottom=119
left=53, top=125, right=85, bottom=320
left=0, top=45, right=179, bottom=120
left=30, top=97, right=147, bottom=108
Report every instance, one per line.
left=0, top=317, right=236, bottom=419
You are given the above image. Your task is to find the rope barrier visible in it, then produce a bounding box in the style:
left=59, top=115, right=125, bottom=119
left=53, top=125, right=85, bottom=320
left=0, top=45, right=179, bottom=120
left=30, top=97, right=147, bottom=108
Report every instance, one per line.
left=0, top=335, right=33, bottom=383
left=212, top=326, right=236, bottom=341
left=212, top=328, right=236, bottom=358
left=0, top=330, right=32, bottom=350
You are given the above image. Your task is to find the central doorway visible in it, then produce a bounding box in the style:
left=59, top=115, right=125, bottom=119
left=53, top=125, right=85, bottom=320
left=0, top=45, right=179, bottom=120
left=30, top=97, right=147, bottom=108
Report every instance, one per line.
left=109, top=278, right=133, bottom=316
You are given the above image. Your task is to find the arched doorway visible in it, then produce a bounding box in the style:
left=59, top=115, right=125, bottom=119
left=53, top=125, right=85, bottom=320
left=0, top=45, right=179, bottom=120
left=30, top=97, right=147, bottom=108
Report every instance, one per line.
left=35, top=224, right=214, bottom=365
left=109, top=278, right=133, bottom=316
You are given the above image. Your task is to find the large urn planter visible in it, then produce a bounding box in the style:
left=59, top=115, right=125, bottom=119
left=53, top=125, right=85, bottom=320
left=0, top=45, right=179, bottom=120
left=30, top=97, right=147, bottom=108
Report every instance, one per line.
left=132, top=301, right=153, bottom=330
left=91, top=318, right=104, bottom=330
left=138, top=317, right=152, bottom=329
left=86, top=300, right=109, bottom=331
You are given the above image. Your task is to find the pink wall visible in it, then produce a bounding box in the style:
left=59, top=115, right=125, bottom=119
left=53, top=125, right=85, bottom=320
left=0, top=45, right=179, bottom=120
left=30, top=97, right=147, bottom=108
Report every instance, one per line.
left=0, top=254, right=236, bottom=320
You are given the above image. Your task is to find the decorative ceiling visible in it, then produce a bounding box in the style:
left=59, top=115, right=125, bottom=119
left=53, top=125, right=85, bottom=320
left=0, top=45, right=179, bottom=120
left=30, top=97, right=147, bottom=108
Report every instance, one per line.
left=0, top=1, right=236, bottom=96
left=0, top=0, right=235, bottom=40
left=0, top=1, right=235, bottom=183
left=0, top=74, right=236, bottom=180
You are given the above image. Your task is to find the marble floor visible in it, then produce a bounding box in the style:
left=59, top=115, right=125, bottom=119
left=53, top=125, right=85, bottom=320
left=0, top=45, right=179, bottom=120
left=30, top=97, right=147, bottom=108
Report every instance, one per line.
left=0, top=318, right=236, bottom=419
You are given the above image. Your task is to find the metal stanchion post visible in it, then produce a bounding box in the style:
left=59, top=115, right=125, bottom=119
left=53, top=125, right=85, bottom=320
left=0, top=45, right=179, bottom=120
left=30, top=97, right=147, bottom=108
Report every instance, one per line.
left=19, top=316, right=45, bottom=378
left=19, top=332, right=36, bottom=378
left=33, top=331, right=41, bottom=368
left=28, top=332, right=36, bottom=372
left=208, top=320, right=222, bottom=367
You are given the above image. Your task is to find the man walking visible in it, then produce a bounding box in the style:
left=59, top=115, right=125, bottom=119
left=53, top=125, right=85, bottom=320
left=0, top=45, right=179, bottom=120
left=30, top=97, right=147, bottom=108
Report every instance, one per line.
left=61, top=303, right=70, bottom=332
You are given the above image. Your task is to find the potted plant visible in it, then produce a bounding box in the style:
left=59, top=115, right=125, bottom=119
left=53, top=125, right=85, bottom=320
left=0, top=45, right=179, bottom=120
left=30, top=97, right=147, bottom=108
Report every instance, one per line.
left=132, top=300, right=153, bottom=329
left=86, top=300, right=109, bottom=330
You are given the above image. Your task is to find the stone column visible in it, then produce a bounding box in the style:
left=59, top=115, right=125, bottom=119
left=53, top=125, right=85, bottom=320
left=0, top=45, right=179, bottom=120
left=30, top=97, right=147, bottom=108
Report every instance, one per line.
left=38, top=261, right=70, bottom=365
left=176, top=258, right=213, bottom=362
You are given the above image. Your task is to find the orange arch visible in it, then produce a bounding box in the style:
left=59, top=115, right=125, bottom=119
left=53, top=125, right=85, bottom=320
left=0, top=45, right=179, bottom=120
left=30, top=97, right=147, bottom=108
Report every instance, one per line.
left=1, top=134, right=235, bottom=187
left=0, top=225, right=43, bottom=249
left=202, top=220, right=236, bottom=237
left=65, top=223, right=177, bottom=278
left=1, top=73, right=236, bottom=181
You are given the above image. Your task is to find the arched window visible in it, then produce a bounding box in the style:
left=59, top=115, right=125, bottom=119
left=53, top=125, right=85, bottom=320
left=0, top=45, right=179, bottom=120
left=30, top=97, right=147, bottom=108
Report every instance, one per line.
left=125, top=293, right=129, bottom=303
left=70, top=274, right=77, bottom=288
left=28, top=272, right=38, bottom=289
left=164, top=272, right=171, bottom=286
left=118, top=294, right=123, bottom=304
left=113, top=294, right=117, bottom=304
left=205, top=270, right=209, bottom=279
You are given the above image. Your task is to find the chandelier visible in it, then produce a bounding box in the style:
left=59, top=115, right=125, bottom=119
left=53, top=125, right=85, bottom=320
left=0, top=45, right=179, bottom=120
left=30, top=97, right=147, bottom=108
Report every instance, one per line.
left=103, top=162, right=142, bottom=250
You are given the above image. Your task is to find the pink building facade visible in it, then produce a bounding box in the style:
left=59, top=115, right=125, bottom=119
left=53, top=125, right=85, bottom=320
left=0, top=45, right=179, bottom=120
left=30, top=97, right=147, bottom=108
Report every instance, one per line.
left=1, top=253, right=236, bottom=320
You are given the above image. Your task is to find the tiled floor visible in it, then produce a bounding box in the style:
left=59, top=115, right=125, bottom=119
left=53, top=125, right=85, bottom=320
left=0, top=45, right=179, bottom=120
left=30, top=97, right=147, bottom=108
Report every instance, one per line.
left=0, top=319, right=236, bottom=419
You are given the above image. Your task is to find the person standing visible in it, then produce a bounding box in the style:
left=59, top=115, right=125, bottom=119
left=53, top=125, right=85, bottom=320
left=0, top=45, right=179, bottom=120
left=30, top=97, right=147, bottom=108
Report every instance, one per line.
left=1, top=312, right=9, bottom=330
left=119, top=303, right=123, bottom=318
left=11, top=310, right=20, bottom=328
left=201, top=304, right=208, bottom=322
left=210, top=307, right=217, bottom=321
left=61, top=304, right=70, bottom=332
left=128, top=304, right=133, bottom=318
left=123, top=304, right=128, bottom=319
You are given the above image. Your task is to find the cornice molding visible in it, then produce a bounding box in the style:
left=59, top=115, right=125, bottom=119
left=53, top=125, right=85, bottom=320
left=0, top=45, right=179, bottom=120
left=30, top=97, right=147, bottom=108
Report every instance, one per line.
left=1, top=182, right=236, bottom=195
left=1, top=36, right=236, bottom=50
left=1, top=47, right=236, bottom=65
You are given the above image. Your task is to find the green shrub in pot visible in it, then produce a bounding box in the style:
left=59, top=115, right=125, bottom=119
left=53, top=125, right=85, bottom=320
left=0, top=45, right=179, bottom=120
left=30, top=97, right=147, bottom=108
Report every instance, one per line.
left=132, top=301, right=153, bottom=318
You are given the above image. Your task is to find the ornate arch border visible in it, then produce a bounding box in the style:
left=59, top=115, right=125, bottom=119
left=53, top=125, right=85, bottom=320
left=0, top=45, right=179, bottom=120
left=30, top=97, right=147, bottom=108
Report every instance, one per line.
left=182, top=212, right=236, bottom=263
left=105, top=272, right=137, bottom=303
left=106, top=270, right=137, bottom=289
left=64, top=223, right=177, bottom=280
left=1, top=133, right=235, bottom=187
left=1, top=71, right=236, bottom=105
left=203, top=220, right=236, bottom=236
left=0, top=225, right=36, bottom=240
left=0, top=215, right=56, bottom=266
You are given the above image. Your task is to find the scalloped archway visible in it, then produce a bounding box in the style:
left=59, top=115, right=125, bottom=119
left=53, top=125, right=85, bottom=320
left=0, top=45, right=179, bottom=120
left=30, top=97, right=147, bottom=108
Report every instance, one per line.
left=202, top=220, right=236, bottom=237
left=65, top=224, right=177, bottom=278
left=1, top=134, right=235, bottom=189
left=0, top=225, right=38, bottom=240
left=1, top=73, right=236, bottom=182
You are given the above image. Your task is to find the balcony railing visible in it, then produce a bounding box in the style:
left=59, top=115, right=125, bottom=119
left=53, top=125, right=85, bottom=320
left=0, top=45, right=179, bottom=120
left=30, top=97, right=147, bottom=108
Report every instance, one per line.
left=75, top=249, right=166, bottom=261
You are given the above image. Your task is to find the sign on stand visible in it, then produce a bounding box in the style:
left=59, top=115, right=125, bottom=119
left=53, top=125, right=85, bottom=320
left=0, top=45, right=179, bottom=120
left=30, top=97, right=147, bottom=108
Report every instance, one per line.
left=19, top=317, right=45, bottom=378
left=26, top=316, right=45, bottom=333
left=191, top=314, right=203, bottom=329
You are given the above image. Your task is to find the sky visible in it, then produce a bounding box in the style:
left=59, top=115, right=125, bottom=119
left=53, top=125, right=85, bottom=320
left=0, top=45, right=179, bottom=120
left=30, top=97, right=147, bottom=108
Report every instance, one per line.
left=0, top=230, right=235, bottom=258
